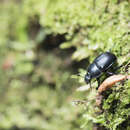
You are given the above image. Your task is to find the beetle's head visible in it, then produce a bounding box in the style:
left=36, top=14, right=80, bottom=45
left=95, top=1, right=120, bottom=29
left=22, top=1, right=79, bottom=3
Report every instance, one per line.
left=84, top=73, right=91, bottom=84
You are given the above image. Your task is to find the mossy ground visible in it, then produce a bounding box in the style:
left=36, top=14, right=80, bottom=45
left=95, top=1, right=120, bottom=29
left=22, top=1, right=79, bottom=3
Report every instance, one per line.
left=0, top=0, right=129, bottom=130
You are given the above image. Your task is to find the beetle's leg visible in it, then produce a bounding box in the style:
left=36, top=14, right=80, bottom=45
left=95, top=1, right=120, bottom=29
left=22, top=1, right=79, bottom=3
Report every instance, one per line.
left=113, top=64, right=124, bottom=71
left=89, top=81, right=92, bottom=89
left=106, top=71, right=115, bottom=76
left=96, top=78, right=100, bottom=89
left=106, top=65, right=123, bottom=75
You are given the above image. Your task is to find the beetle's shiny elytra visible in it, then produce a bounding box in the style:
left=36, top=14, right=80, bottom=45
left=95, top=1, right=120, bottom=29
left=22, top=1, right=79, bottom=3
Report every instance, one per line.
left=85, top=52, right=117, bottom=87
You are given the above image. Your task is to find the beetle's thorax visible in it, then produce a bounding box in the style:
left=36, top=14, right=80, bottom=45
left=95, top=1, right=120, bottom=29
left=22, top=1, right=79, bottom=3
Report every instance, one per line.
left=87, top=63, right=102, bottom=79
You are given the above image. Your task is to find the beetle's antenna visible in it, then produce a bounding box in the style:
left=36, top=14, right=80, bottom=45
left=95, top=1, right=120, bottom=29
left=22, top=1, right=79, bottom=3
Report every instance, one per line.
left=77, top=74, right=84, bottom=78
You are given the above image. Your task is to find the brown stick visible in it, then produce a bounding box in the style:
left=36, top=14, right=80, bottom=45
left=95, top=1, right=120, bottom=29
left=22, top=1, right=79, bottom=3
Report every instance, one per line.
left=98, top=75, right=130, bottom=94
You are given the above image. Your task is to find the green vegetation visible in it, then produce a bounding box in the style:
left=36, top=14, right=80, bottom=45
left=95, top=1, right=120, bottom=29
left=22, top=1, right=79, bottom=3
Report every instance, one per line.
left=0, top=0, right=129, bottom=130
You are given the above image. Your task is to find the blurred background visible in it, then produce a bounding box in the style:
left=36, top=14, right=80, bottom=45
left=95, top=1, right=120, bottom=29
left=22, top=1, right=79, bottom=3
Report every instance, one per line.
left=0, top=0, right=129, bottom=130
left=0, top=0, right=88, bottom=130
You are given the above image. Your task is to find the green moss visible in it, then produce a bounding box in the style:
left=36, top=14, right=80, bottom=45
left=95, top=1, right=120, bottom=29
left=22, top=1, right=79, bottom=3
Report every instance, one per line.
left=41, top=0, right=130, bottom=61
left=100, top=80, right=130, bottom=130
left=0, top=0, right=130, bottom=129
left=40, top=0, right=130, bottom=129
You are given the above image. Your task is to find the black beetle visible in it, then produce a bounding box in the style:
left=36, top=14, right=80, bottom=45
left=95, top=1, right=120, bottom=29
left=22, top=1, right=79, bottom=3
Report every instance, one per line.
left=85, top=52, right=117, bottom=87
